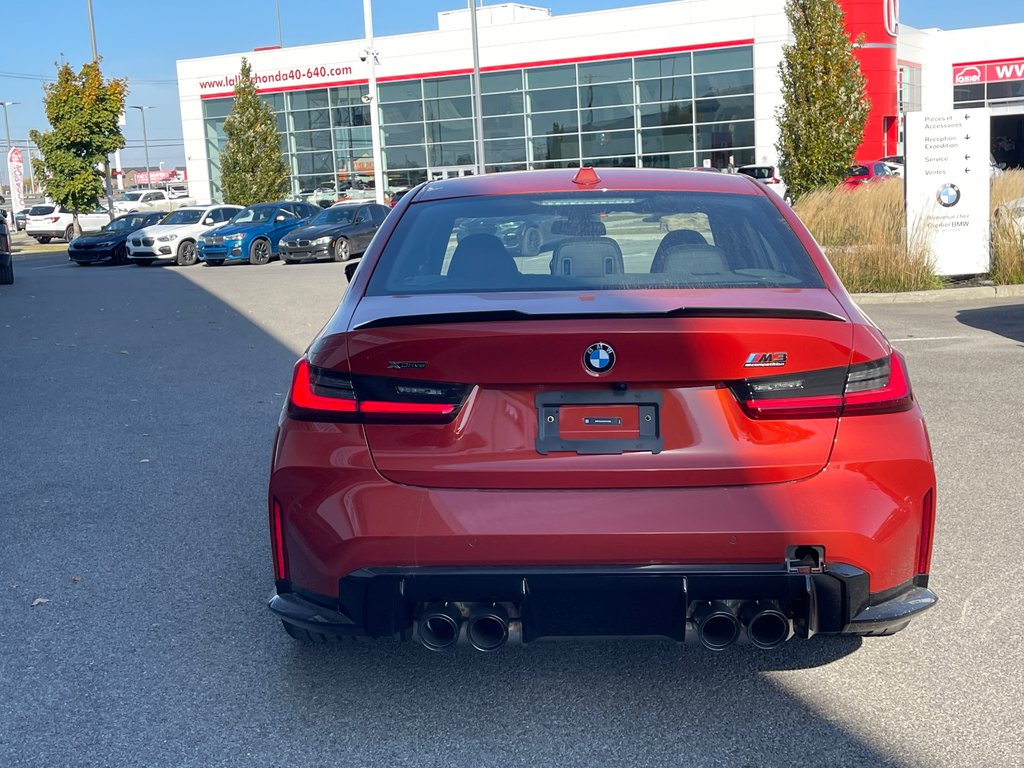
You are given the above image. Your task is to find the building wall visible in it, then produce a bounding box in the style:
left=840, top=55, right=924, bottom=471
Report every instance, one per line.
left=176, top=0, right=790, bottom=203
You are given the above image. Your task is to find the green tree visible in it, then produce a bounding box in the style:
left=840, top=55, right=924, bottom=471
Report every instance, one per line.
left=220, top=59, right=289, bottom=205
left=775, top=0, right=870, bottom=199
left=30, top=61, right=126, bottom=236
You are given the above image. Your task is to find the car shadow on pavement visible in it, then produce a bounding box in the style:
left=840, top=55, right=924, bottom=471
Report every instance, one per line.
left=955, top=303, right=1024, bottom=344
left=0, top=260, right=900, bottom=768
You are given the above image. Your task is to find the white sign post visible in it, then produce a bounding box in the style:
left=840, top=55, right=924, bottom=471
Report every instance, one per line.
left=905, top=109, right=991, bottom=276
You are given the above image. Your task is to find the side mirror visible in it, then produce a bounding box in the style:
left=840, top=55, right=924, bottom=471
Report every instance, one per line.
left=202, top=217, right=214, bottom=225
left=274, top=215, right=287, bottom=222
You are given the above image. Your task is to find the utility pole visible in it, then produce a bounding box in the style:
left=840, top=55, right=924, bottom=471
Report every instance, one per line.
left=469, top=0, right=485, bottom=175
left=129, top=106, right=153, bottom=189
left=275, top=0, right=283, bottom=47
left=363, top=0, right=384, bottom=204
left=1, top=102, right=15, bottom=224
left=86, top=0, right=116, bottom=220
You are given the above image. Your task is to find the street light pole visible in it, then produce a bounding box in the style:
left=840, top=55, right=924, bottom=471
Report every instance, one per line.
left=363, top=0, right=384, bottom=204
left=275, top=0, right=283, bottom=47
left=1, top=101, right=16, bottom=226
left=86, top=0, right=116, bottom=221
left=129, top=106, right=153, bottom=189
left=469, top=0, right=485, bottom=175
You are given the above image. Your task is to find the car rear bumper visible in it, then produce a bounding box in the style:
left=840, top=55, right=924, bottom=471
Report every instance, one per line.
left=268, top=564, right=937, bottom=643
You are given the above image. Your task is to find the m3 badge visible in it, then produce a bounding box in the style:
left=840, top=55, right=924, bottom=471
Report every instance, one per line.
left=744, top=352, right=788, bottom=368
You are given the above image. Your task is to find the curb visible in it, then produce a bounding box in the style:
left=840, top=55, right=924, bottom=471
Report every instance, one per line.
left=851, top=284, right=1024, bottom=304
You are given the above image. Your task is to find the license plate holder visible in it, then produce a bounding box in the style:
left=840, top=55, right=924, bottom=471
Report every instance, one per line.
left=535, top=390, right=662, bottom=455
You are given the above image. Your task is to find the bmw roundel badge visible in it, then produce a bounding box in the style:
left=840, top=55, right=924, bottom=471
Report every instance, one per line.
left=583, top=342, right=615, bottom=375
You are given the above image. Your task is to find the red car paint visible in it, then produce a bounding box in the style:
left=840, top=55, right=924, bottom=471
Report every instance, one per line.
left=268, top=167, right=937, bottom=648
left=843, top=160, right=895, bottom=188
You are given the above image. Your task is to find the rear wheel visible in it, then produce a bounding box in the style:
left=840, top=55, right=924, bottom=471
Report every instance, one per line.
left=63, top=225, right=74, bottom=242
left=332, top=237, right=350, bottom=262
left=205, top=259, right=224, bottom=267
left=520, top=226, right=543, bottom=257
left=175, top=239, right=197, bottom=266
left=249, top=238, right=272, bottom=265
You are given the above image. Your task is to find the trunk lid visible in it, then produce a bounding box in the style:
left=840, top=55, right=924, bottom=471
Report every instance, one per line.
left=339, top=289, right=853, bottom=490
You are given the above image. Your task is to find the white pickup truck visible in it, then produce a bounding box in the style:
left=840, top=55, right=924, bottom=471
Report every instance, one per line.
left=113, top=189, right=196, bottom=214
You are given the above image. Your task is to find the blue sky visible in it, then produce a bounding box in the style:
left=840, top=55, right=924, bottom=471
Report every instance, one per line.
left=1, top=0, right=1020, bottom=171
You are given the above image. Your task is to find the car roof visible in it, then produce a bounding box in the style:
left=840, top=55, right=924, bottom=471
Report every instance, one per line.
left=413, top=167, right=762, bottom=202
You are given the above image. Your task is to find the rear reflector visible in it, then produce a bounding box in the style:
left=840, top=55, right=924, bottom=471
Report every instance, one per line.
left=288, top=358, right=468, bottom=422
left=917, top=489, right=936, bottom=575
left=735, top=352, right=913, bottom=419
left=271, top=497, right=286, bottom=581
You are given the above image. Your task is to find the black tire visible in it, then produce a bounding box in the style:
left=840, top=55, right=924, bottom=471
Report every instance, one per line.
left=520, top=226, right=543, bottom=257
left=36, top=236, right=51, bottom=244
left=133, top=258, right=154, bottom=267
left=249, top=238, right=272, bottom=265
left=205, top=259, right=224, bottom=267
left=0, top=260, right=13, bottom=285
left=63, top=225, right=74, bottom=242
left=332, top=237, right=351, bottom=262
left=113, top=246, right=128, bottom=266
left=175, top=239, right=197, bottom=266
left=784, top=194, right=794, bottom=206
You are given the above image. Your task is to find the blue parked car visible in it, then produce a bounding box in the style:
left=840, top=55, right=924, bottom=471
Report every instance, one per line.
left=197, top=201, right=321, bottom=266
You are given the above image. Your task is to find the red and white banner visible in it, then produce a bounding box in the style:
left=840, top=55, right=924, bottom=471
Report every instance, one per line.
left=952, top=59, right=1024, bottom=85
left=6, top=147, right=25, bottom=215
left=135, top=169, right=187, bottom=185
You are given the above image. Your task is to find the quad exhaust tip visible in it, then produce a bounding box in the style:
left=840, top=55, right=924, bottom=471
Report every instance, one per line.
left=693, top=600, right=742, bottom=651
left=742, top=600, right=792, bottom=650
left=417, top=603, right=462, bottom=651
left=466, top=604, right=509, bottom=652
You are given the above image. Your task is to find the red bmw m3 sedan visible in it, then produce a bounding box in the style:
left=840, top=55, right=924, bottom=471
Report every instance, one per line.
left=268, top=167, right=937, bottom=652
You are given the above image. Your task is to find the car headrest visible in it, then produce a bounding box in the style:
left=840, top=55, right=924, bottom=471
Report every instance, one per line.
left=551, top=237, right=624, bottom=277
left=447, top=233, right=520, bottom=283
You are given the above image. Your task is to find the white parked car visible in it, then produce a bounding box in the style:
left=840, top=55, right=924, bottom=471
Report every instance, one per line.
left=736, top=165, right=792, bottom=204
left=113, top=188, right=197, bottom=214
left=126, top=204, right=242, bottom=266
left=25, top=203, right=112, bottom=243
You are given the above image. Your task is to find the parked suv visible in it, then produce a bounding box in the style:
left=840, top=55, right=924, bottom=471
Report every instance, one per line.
left=25, top=204, right=111, bottom=243
left=128, top=204, right=241, bottom=266
left=197, top=201, right=320, bottom=266
left=737, top=165, right=792, bottom=204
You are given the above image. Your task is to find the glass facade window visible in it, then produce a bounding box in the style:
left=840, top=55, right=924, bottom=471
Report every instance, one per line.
left=201, top=44, right=756, bottom=198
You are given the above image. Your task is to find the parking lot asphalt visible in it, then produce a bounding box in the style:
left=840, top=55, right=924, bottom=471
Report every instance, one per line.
left=1, top=252, right=1022, bottom=767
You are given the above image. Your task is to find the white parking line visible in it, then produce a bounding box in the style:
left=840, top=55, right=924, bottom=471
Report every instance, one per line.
left=31, top=262, right=71, bottom=270
left=889, top=336, right=969, bottom=342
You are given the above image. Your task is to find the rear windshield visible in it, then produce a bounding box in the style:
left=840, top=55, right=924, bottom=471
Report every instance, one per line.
left=366, top=191, right=823, bottom=295
left=848, top=166, right=870, bottom=177
left=738, top=167, right=773, bottom=180
left=29, top=205, right=56, bottom=216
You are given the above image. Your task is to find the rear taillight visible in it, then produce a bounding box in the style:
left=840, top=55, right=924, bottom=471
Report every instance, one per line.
left=49, top=216, right=61, bottom=223
left=0, top=231, right=8, bottom=252
left=734, top=352, right=913, bottom=419
left=270, top=497, right=286, bottom=581
left=766, top=177, right=781, bottom=184
left=917, top=489, right=936, bottom=575
left=287, top=358, right=469, bottom=422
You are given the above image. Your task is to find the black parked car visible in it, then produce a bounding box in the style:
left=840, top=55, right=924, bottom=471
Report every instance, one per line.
left=278, top=202, right=389, bottom=264
left=68, top=211, right=166, bottom=266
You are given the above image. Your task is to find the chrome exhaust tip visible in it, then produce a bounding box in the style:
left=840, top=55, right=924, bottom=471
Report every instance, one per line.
left=417, top=603, right=462, bottom=651
left=466, top=604, right=509, bottom=652
left=693, top=600, right=741, bottom=651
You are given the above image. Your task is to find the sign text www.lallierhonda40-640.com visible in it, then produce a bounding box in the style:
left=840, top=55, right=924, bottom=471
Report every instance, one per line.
left=198, top=63, right=356, bottom=96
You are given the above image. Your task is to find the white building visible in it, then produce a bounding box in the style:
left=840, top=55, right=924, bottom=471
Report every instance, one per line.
left=174, top=1, right=1024, bottom=203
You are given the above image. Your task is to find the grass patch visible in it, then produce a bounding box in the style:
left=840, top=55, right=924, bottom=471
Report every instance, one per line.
left=990, top=170, right=1024, bottom=285
left=794, top=181, right=941, bottom=293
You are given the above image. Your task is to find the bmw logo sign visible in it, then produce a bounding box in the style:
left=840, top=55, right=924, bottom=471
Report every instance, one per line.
left=937, top=183, right=961, bottom=208
left=583, top=342, right=615, bottom=375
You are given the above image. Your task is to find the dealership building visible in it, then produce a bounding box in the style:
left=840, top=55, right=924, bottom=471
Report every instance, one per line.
left=174, top=0, right=1024, bottom=202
